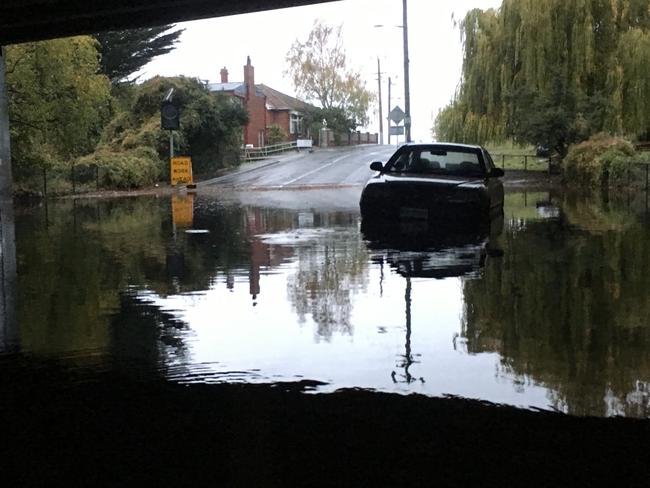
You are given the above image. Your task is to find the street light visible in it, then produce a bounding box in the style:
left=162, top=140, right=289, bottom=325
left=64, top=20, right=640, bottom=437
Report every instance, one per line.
left=373, top=4, right=411, bottom=143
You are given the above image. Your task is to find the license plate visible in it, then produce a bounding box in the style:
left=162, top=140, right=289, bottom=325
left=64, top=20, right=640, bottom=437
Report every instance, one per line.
left=400, top=207, right=428, bottom=220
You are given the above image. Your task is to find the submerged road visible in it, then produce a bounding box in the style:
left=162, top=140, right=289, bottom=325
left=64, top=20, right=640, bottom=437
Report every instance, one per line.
left=201, top=144, right=398, bottom=190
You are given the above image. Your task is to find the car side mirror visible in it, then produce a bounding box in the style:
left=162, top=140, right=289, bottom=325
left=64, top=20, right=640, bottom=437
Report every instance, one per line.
left=490, top=168, right=504, bottom=178
left=370, top=161, right=384, bottom=172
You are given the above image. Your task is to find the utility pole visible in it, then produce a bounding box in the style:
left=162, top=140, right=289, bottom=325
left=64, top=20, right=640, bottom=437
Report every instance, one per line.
left=377, top=58, right=384, bottom=145
left=402, top=0, right=412, bottom=143
left=387, top=77, right=392, bottom=145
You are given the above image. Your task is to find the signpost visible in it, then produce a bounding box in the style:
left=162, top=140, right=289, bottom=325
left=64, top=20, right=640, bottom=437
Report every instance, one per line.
left=161, top=88, right=195, bottom=188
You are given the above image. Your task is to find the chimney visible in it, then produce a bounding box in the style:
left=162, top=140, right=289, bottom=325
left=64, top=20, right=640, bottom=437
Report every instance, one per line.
left=220, top=67, right=228, bottom=83
left=243, top=56, right=254, bottom=100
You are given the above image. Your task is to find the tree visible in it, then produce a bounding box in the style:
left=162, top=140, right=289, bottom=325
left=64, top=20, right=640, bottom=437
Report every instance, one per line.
left=82, top=76, right=249, bottom=187
left=434, top=0, right=650, bottom=155
left=95, top=25, right=184, bottom=83
left=303, top=106, right=356, bottom=141
left=286, top=20, right=373, bottom=130
left=6, top=36, right=112, bottom=182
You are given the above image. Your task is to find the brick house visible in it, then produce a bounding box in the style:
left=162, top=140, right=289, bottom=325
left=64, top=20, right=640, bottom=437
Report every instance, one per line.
left=209, top=56, right=313, bottom=147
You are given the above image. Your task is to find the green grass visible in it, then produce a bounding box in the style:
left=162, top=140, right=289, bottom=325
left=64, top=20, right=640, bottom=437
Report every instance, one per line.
left=485, top=142, right=535, bottom=155
left=486, top=143, right=550, bottom=171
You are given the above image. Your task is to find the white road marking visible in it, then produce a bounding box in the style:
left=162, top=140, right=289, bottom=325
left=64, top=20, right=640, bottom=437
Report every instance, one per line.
left=279, top=153, right=352, bottom=187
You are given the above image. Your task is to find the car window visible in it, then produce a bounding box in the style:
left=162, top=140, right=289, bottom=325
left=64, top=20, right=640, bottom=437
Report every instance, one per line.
left=386, top=147, right=485, bottom=176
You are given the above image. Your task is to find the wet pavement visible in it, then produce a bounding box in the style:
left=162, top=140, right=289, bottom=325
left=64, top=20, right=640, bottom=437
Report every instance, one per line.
left=2, top=181, right=650, bottom=484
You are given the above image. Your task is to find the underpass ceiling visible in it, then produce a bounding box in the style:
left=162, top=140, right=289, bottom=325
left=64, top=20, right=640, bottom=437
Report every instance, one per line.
left=0, top=0, right=338, bottom=45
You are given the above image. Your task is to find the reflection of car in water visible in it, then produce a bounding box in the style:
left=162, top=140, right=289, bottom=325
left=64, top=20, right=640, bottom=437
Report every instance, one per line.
left=362, top=212, right=504, bottom=279
left=364, top=211, right=505, bottom=387
left=359, top=143, right=504, bottom=224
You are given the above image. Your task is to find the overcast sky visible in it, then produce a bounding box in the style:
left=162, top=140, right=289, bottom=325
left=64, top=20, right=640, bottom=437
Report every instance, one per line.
left=139, top=0, right=502, bottom=142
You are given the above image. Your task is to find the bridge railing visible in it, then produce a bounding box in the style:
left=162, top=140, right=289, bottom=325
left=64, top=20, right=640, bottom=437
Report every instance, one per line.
left=241, top=142, right=298, bottom=161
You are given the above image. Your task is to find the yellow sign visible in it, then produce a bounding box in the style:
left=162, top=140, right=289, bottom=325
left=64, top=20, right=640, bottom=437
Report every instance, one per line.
left=171, top=156, right=193, bottom=186
left=172, top=194, right=194, bottom=228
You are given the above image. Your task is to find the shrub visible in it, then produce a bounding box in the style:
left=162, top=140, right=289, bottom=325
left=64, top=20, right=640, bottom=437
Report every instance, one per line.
left=601, top=148, right=633, bottom=187
left=78, top=147, right=162, bottom=189
left=564, top=134, right=635, bottom=187
left=267, top=124, right=287, bottom=145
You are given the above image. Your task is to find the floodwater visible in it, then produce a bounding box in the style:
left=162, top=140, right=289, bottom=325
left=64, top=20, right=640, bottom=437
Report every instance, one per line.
left=5, top=186, right=650, bottom=418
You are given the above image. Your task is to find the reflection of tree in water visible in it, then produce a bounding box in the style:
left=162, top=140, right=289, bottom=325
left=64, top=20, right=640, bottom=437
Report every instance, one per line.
left=461, top=196, right=650, bottom=417
left=17, top=197, right=314, bottom=372
left=287, top=226, right=369, bottom=341
left=111, top=291, right=191, bottom=371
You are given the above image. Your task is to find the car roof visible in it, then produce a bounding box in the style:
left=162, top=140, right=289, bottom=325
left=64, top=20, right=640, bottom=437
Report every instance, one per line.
left=399, top=142, right=483, bottom=150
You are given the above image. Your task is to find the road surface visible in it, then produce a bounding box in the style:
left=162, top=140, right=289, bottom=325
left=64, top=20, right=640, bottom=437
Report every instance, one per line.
left=201, top=145, right=397, bottom=190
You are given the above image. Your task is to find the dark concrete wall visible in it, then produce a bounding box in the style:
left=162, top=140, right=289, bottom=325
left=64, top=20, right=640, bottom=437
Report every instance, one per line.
left=0, top=49, right=12, bottom=199
left=0, top=0, right=336, bottom=45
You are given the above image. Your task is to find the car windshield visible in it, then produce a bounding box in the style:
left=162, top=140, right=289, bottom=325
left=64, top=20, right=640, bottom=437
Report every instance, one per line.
left=386, top=147, right=485, bottom=177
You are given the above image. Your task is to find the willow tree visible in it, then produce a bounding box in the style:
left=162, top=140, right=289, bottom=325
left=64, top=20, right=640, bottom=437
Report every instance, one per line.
left=434, top=0, right=650, bottom=156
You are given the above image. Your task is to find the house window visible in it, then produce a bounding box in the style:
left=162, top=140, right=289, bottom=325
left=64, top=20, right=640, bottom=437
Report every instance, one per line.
left=290, top=113, right=303, bottom=135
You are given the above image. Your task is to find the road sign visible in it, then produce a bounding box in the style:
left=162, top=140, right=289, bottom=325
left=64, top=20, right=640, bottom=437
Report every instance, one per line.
left=389, top=106, right=405, bottom=124
left=171, top=156, right=193, bottom=186
left=389, top=126, right=404, bottom=136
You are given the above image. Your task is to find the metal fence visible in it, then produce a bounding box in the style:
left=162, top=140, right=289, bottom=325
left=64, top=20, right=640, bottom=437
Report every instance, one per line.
left=491, top=153, right=650, bottom=187
left=241, top=141, right=298, bottom=161
left=624, top=161, right=650, bottom=192
left=491, top=153, right=555, bottom=173
left=36, top=164, right=103, bottom=196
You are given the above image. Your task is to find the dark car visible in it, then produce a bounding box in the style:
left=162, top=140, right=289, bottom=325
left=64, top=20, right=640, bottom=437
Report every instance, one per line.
left=359, top=143, right=504, bottom=224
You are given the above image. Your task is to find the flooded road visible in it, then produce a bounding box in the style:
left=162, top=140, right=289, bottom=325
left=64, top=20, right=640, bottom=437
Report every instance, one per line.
left=6, top=185, right=650, bottom=418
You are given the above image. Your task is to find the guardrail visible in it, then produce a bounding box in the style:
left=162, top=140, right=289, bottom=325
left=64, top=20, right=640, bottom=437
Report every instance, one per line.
left=241, top=141, right=298, bottom=161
